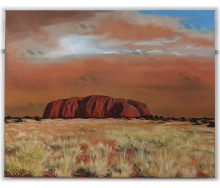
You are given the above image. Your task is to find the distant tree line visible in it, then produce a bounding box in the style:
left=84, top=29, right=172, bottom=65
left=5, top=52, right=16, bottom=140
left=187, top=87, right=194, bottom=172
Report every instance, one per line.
left=4, top=116, right=42, bottom=123
left=4, top=115, right=215, bottom=128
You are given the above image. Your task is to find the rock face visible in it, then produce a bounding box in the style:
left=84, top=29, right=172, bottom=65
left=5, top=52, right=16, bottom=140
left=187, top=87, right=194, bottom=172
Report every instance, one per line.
left=43, top=95, right=152, bottom=118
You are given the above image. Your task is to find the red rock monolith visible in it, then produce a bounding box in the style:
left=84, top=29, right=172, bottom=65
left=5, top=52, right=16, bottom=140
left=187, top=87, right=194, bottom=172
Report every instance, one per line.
left=43, top=95, right=152, bottom=118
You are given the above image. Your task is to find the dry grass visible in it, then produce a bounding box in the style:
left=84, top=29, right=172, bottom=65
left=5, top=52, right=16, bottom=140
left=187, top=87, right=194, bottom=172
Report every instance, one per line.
left=4, top=118, right=215, bottom=177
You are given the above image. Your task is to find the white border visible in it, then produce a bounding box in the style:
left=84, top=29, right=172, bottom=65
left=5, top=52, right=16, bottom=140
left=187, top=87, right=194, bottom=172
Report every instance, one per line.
left=0, top=0, right=219, bottom=188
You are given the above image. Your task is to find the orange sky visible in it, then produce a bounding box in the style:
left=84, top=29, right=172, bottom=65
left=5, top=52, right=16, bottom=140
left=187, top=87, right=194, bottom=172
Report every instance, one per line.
left=5, top=10, right=215, bottom=118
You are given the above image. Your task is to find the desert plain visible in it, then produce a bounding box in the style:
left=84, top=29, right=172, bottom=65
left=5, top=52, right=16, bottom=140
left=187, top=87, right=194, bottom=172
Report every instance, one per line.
left=4, top=117, right=215, bottom=178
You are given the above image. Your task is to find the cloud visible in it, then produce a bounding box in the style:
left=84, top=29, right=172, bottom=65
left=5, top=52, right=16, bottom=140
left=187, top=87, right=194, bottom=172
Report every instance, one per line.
left=6, top=10, right=215, bottom=63
left=46, top=35, right=125, bottom=60
left=134, top=36, right=181, bottom=46
left=166, top=45, right=214, bottom=57
left=16, top=33, right=213, bottom=62
left=6, top=10, right=109, bottom=42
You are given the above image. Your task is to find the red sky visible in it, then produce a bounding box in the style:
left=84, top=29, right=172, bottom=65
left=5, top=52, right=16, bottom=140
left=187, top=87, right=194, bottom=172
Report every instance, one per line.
left=5, top=10, right=215, bottom=118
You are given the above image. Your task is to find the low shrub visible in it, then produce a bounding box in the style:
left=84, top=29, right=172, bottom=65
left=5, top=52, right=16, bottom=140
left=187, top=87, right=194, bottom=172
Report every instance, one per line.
left=34, top=116, right=41, bottom=121
left=208, top=121, right=215, bottom=128
left=180, top=117, right=186, bottom=121
left=15, top=118, right=23, bottom=123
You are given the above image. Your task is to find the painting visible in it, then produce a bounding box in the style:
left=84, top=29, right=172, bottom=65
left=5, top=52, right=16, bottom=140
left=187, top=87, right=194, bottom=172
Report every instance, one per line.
left=5, top=10, right=215, bottom=178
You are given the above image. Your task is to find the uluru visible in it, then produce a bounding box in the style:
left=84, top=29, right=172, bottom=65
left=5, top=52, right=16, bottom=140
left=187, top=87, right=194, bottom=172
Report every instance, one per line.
left=43, top=95, right=152, bottom=118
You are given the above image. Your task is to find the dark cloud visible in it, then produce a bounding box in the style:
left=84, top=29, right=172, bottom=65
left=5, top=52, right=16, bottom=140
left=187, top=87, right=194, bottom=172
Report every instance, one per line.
left=6, top=10, right=110, bottom=42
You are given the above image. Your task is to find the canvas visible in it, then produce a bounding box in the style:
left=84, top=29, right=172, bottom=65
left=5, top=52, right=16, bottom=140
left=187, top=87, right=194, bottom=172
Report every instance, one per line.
left=5, top=10, right=215, bottom=178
